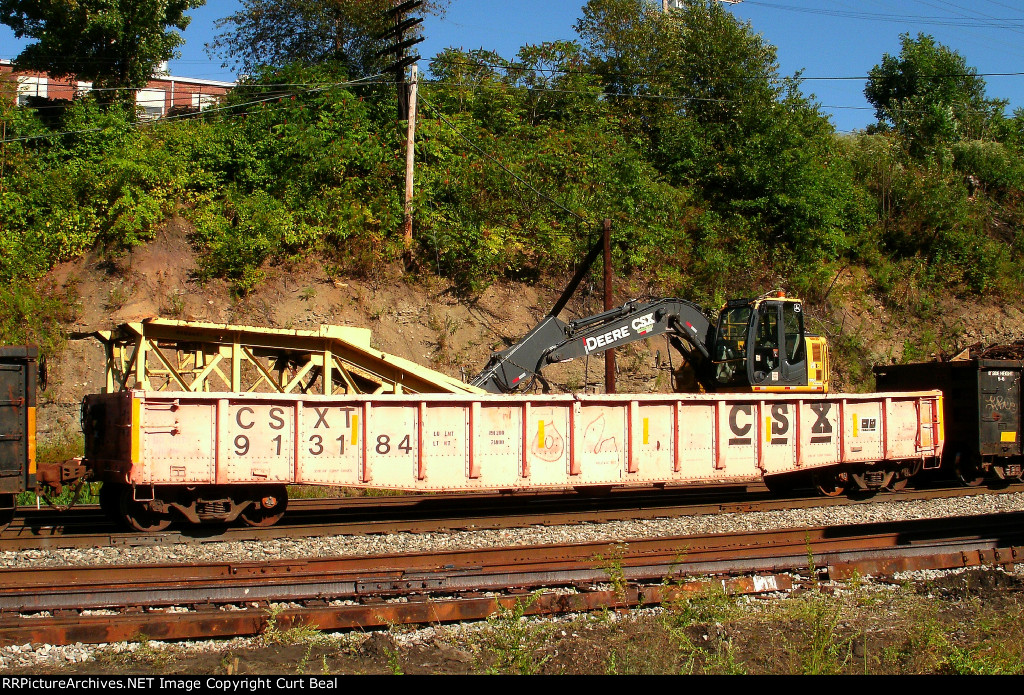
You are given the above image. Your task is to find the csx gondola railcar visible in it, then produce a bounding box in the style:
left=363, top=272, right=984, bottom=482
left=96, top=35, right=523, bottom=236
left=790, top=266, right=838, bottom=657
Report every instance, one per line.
left=80, top=389, right=944, bottom=531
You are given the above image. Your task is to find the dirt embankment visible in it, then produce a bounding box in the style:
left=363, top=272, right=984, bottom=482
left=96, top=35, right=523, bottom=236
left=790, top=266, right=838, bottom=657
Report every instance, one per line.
left=34, top=218, right=1024, bottom=440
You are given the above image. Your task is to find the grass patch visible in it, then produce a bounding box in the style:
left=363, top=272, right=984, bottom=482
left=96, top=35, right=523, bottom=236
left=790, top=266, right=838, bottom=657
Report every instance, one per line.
left=0, top=281, right=78, bottom=358
left=479, top=592, right=551, bottom=675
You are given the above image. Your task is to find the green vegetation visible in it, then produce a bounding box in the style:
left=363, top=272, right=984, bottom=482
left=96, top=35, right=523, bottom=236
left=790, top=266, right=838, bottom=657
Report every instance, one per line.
left=208, top=0, right=446, bottom=78
left=69, top=570, right=1024, bottom=674
left=0, top=0, right=203, bottom=104
left=3, top=0, right=1024, bottom=381
left=480, top=593, right=551, bottom=675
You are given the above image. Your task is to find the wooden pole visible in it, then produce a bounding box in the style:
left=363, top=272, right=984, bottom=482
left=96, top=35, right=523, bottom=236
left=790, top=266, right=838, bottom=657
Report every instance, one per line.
left=603, top=218, right=615, bottom=394
left=402, top=65, right=418, bottom=253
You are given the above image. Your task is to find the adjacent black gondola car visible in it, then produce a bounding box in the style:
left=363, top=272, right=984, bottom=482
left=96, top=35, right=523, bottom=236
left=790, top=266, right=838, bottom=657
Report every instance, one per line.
left=875, top=359, right=1022, bottom=484
left=0, top=346, right=36, bottom=525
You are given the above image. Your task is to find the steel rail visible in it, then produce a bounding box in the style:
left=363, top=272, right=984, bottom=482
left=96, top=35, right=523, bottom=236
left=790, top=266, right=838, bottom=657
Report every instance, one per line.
left=0, top=511, right=1020, bottom=614
left=0, top=512, right=1019, bottom=646
left=0, top=575, right=796, bottom=648
left=4, top=483, right=1020, bottom=551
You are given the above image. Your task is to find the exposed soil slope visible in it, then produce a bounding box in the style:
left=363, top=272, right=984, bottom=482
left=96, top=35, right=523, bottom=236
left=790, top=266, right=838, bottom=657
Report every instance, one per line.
left=35, top=218, right=1024, bottom=440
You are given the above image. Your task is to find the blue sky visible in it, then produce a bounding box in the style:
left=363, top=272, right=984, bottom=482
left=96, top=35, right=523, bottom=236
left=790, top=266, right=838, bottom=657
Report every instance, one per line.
left=2, top=0, right=1023, bottom=133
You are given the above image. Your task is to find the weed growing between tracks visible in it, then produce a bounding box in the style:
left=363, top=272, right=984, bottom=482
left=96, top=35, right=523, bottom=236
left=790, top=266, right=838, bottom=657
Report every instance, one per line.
left=478, top=592, right=551, bottom=675
left=595, top=544, right=630, bottom=608
left=8, top=568, right=1024, bottom=675
left=260, top=608, right=334, bottom=675
left=92, top=635, right=172, bottom=671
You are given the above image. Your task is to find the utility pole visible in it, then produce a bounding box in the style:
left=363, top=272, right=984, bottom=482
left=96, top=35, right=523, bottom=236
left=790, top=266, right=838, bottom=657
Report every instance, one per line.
left=379, top=1, right=425, bottom=257
left=402, top=65, right=418, bottom=249
left=379, top=0, right=424, bottom=119
left=603, top=218, right=615, bottom=394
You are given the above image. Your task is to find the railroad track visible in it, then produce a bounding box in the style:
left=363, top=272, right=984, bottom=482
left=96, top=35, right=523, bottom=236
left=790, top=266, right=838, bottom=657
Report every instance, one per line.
left=0, top=510, right=1020, bottom=646
left=3, top=482, right=1021, bottom=551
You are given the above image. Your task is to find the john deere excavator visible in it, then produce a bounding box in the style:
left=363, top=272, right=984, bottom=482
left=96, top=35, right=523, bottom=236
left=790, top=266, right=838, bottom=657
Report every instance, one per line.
left=471, top=290, right=829, bottom=394
left=468, top=231, right=829, bottom=394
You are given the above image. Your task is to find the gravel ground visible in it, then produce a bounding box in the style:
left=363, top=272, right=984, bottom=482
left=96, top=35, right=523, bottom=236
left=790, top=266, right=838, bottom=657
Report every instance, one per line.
left=2, top=491, right=1023, bottom=673
left=5, top=565, right=1024, bottom=673
left=2, top=490, right=1022, bottom=569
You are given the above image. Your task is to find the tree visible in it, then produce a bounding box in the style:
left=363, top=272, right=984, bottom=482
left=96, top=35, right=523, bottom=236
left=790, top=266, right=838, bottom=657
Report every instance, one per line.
left=575, top=0, right=677, bottom=139
left=208, top=0, right=447, bottom=77
left=0, top=0, right=204, bottom=102
left=576, top=0, right=865, bottom=263
left=865, top=33, right=1007, bottom=155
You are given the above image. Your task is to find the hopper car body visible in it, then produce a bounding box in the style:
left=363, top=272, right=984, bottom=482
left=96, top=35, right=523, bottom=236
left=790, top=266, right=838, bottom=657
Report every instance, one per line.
left=0, top=347, right=36, bottom=526
left=875, top=359, right=1022, bottom=484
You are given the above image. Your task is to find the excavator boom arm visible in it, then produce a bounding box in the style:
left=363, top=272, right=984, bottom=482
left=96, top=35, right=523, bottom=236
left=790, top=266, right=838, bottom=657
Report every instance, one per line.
left=471, top=298, right=713, bottom=393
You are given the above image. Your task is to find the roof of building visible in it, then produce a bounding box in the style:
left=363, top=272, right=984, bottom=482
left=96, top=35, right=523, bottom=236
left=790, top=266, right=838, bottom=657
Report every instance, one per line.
left=0, top=59, right=235, bottom=88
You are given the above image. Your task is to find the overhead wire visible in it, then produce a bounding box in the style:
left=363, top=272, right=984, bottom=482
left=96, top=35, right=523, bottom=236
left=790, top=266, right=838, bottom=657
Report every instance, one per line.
left=423, top=54, right=1024, bottom=128
left=739, top=1, right=1024, bottom=27
left=4, top=64, right=1012, bottom=145
left=429, top=54, right=1024, bottom=83
left=421, top=78, right=999, bottom=122
left=904, top=0, right=1024, bottom=57
left=0, top=73, right=393, bottom=144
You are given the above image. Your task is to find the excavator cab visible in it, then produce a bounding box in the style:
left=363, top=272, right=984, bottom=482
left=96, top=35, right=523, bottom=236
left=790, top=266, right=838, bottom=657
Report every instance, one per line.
left=712, top=293, right=829, bottom=393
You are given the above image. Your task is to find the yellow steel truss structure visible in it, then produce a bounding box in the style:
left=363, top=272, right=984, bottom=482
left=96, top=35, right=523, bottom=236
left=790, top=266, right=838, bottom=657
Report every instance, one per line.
left=90, top=319, right=483, bottom=396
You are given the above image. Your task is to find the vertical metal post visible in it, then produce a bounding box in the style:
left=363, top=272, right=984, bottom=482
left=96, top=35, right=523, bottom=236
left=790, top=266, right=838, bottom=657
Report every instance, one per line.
left=603, top=218, right=615, bottom=394
left=402, top=65, right=418, bottom=252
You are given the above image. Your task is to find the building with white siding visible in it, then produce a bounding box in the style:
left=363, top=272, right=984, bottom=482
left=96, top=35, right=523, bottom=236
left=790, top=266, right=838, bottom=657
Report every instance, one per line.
left=0, top=59, right=234, bottom=118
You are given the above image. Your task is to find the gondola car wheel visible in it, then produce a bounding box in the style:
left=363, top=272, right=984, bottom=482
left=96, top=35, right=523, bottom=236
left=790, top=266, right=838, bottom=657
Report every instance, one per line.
left=813, top=470, right=849, bottom=497
left=119, top=487, right=171, bottom=532
left=954, top=452, right=985, bottom=487
left=889, top=465, right=912, bottom=491
left=240, top=486, right=288, bottom=527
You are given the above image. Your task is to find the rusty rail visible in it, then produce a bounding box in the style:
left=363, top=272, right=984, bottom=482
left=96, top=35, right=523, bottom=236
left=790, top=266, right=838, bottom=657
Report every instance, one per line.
left=0, top=511, right=1020, bottom=646
left=0, top=575, right=794, bottom=647
left=4, top=483, right=1020, bottom=552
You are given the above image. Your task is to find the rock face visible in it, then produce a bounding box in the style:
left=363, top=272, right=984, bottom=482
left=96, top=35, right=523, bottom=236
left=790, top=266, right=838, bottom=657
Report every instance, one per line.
left=32, top=219, right=1024, bottom=444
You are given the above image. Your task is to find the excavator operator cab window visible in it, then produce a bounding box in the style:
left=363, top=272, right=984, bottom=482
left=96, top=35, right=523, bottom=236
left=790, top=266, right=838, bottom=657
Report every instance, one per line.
left=783, top=303, right=806, bottom=365
left=713, top=305, right=751, bottom=387
left=714, top=298, right=810, bottom=390
left=752, top=306, right=780, bottom=383
left=750, top=301, right=809, bottom=387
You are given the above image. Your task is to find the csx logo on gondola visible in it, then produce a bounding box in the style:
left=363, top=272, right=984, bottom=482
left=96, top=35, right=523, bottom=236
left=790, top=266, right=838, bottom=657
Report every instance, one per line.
left=582, top=313, right=656, bottom=354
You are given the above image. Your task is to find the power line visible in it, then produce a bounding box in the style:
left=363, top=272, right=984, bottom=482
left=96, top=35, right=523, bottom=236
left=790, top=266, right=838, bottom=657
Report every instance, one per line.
left=421, top=79, right=1005, bottom=122
left=429, top=54, right=1024, bottom=83
left=742, top=1, right=1024, bottom=27
left=0, top=75, right=392, bottom=144
left=5, top=67, right=1007, bottom=144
